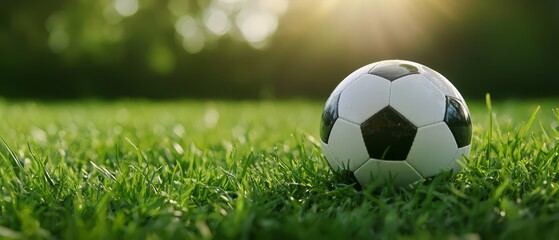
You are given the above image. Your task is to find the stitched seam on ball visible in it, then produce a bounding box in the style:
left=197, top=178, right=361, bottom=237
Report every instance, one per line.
left=417, top=120, right=445, bottom=129
left=337, top=116, right=361, bottom=126
left=405, top=161, right=424, bottom=179
left=353, top=158, right=372, bottom=173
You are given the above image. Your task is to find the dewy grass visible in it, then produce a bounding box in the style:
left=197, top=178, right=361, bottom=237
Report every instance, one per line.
left=1, top=98, right=559, bottom=239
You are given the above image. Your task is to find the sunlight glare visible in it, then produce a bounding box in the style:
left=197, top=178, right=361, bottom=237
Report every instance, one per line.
left=259, top=0, right=289, bottom=15
left=302, top=0, right=461, bottom=54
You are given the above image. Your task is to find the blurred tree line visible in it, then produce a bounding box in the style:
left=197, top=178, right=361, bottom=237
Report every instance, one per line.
left=0, top=0, right=558, bottom=100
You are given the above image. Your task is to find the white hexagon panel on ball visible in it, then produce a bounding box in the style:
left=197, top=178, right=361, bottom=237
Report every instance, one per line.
left=406, top=122, right=458, bottom=177
left=324, top=119, right=370, bottom=171
left=390, top=74, right=446, bottom=127
left=320, top=142, right=341, bottom=171
left=354, top=159, right=423, bottom=187
left=338, top=74, right=391, bottom=124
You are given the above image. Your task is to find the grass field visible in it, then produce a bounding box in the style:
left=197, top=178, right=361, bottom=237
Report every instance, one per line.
left=1, top=97, right=559, bottom=239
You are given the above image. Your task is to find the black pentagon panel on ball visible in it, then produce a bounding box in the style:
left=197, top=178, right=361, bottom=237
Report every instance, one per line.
left=320, top=93, right=341, bottom=144
left=444, top=96, right=473, bottom=148
left=361, top=107, right=417, bottom=160
left=368, top=60, right=420, bottom=81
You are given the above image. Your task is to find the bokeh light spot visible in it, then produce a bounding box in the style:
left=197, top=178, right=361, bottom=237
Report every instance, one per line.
left=176, top=15, right=205, bottom=53
left=204, top=108, right=219, bottom=129
left=175, top=15, right=198, bottom=38
left=182, top=34, right=205, bottom=54
left=236, top=11, right=278, bottom=45
left=48, top=29, right=70, bottom=53
left=114, top=0, right=139, bottom=17
left=219, top=0, right=244, bottom=5
left=203, top=8, right=231, bottom=36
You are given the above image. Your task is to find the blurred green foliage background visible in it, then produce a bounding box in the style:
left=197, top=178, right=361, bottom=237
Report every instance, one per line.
left=1, top=0, right=557, bottom=99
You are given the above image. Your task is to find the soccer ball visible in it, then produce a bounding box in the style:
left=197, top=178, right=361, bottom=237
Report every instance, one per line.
left=320, top=60, right=472, bottom=187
